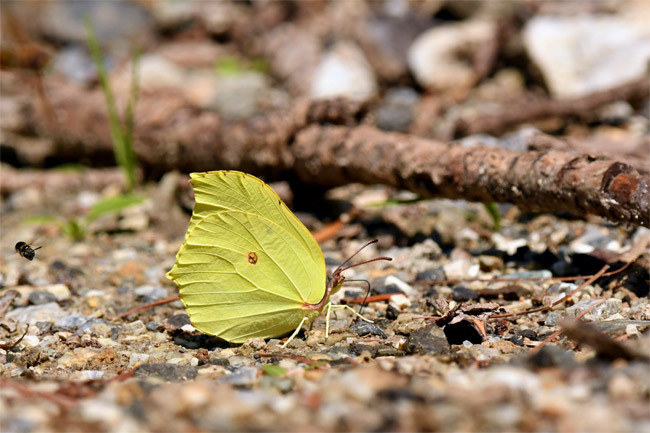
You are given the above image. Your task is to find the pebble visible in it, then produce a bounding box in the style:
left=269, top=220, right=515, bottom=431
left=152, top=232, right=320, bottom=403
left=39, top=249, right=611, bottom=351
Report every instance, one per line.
left=129, top=353, right=150, bottom=366
left=523, top=10, right=650, bottom=98
left=167, top=314, right=191, bottom=330
left=375, top=87, right=419, bottom=132
left=452, top=286, right=479, bottom=302
left=218, top=366, right=258, bottom=386
left=55, top=314, right=90, bottom=330
left=51, top=46, right=96, bottom=85
left=57, top=348, right=97, bottom=369
left=567, top=299, right=622, bottom=321
left=5, top=302, right=67, bottom=325
left=135, top=363, right=199, bottom=381
left=388, top=294, right=411, bottom=311
left=208, top=72, right=273, bottom=121
left=416, top=267, right=446, bottom=282
left=71, top=370, right=104, bottom=381
left=134, top=285, right=169, bottom=302
left=310, top=41, right=377, bottom=101
left=503, top=270, right=553, bottom=280
left=350, top=322, right=387, bottom=338
left=124, top=320, right=147, bottom=336
left=404, top=324, right=449, bottom=355
left=28, top=291, right=57, bottom=305
left=478, top=255, right=504, bottom=272
left=21, top=335, right=40, bottom=348
left=408, top=19, right=495, bottom=91
left=42, top=1, right=154, bottom=46
left=526, top=346, right=576, bottom=370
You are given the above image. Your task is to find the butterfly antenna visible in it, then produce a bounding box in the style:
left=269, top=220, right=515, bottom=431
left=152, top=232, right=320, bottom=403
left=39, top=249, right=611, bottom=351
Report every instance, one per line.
left=335, top=239, right=392, bottom=274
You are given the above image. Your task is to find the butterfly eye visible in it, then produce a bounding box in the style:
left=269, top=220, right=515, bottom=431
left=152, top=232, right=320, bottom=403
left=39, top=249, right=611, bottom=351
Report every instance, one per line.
left=247, top=252, right=258, bottom=264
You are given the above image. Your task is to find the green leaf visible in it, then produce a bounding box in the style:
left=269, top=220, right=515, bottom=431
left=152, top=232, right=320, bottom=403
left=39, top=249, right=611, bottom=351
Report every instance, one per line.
left=52, top=163, right=85, bottom=172
left=85, top=193, right=146, bottom=223
left=483, top=202, right=501, bottom=231
left=262, top=364, right=287, bottom=377
left=215, top=56, right=245, bottom=76
left=23, top=215, right=62, bottom=225
left=302, top=361, right=327, bottom=371
left=61, top=219, right=85, bottom=241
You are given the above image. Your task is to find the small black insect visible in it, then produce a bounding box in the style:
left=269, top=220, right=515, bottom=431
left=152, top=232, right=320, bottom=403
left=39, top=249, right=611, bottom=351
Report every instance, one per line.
left=15, top=241, right=42, bottom=261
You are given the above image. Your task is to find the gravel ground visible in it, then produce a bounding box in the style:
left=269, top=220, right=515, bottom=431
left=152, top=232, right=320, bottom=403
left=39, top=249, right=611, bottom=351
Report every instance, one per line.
left=1, top=179, right=648, bottom=432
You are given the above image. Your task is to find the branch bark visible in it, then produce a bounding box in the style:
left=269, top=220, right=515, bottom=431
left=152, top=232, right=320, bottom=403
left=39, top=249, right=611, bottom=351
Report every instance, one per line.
left=455, top=76, right=650, bottom=136
left=3, top=77, right=648, bottom=227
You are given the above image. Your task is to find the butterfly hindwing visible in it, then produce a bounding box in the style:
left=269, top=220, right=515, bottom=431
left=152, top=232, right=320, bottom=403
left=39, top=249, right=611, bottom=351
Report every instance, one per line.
left=167, top=171, right=327, bottom=342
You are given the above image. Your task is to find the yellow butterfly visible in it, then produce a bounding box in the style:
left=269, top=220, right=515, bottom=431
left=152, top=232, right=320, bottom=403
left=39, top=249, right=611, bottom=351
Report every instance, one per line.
left=167, top=171, right=391, bottom=345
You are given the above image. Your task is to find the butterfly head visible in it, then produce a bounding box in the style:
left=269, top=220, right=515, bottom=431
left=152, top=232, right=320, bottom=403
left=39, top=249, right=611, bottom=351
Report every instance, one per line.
left=305, top=240, right=391, bottom=311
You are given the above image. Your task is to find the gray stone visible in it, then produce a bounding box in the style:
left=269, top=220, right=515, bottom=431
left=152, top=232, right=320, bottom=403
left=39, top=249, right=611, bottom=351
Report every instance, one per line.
left=135, top=363, right=198, bottom=381
left=28, top=291, right=57, bottom=306
left=218, top=366, right=258, bottom=386
left=350, top=321, right=387, bottom=338
left=404, top=324, right=449, bottom=355
left=311, top=41, right=377, bottom=101
left=375, top=87, right=419, bottom=132
left=523, top=12, right=650, bottom=98
left=5, top=302, right=66, bottom=325
left=55, top=314, right=89, bottom=330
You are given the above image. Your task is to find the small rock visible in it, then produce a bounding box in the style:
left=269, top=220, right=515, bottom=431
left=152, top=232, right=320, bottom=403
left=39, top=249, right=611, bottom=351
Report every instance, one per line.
left=28, top=291, right=57, bottom=306
left=408, top=19, right=496, bottom=91
left=167, top=314, right=191, bottom=331
left=218, top=366, right=258, bottom=386
left=375, top=87, right=419, bottom=132
left=526, top=345, right=576, bottom=370
left=453, top=286, right=479, bottom=302
left=136, top=364, right=199, bottom=381
left=404, top=324, right=449, bottom=355
left=43, top=1, right=154, bottom=46
left=6, top=302, right=66, bottom=325
left=388, top=294, right=411, bottom=311
left=416, top=267, right=446, bottom=282
left=71, top=370, right=104, bottom=381
left=350, top=321, right=387, bottom=338
left=523, top=11, right=650, bottom=98
left=55, top=314, right=89, bottom=331
left=129, top=353, right=150, bottom=366
left=478, top=255, right=504, bottom=272
left=77, top=318, right=110, bottom=335
left=567, top=299, right=622, bottom=321
left=504, top=270, right=553, bottom=280
left=57, top=348, right=97, bottom=369
left=51, top=46, right=96, bottom=85
left=21, top=335, right=40, bottom=348
left=208, top=72, right=273, bottom=121
left=132, top=54, right=185, bottom=90
left=443, top=259, right=474, bottom=280
left=124, top=320, right=147, bottom=336
left=259, top=375, right=294, bottom=393
left=311, top=41, right=377, bottom=101
left=134, top=285, right=168, bottom=302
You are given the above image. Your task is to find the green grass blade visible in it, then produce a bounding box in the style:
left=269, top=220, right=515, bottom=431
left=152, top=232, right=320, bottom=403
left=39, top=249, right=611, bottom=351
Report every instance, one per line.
left=123, top=49, right=140, bottom=161
left=84, top=17, right=137, bottom=191
left=483, top=202, right=501, bottom=231
left=85, top=193, right=146, bottom=224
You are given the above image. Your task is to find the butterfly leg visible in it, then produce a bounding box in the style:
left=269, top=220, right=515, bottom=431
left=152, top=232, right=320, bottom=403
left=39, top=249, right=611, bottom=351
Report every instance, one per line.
left=330, top=304, right=373, bottom=323
left=282, top=316, right=308, bottom=349
left=325, top=302, right=332, bottom=339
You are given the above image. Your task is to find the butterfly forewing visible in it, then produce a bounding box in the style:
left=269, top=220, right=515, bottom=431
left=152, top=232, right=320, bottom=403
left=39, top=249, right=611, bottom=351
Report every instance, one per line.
left=167, top=171, right=328, bottom=342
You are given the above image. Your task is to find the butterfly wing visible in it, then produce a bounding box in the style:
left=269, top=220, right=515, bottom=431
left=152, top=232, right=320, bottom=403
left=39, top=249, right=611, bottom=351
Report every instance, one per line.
left=167, top=171, right=327, bottom=342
